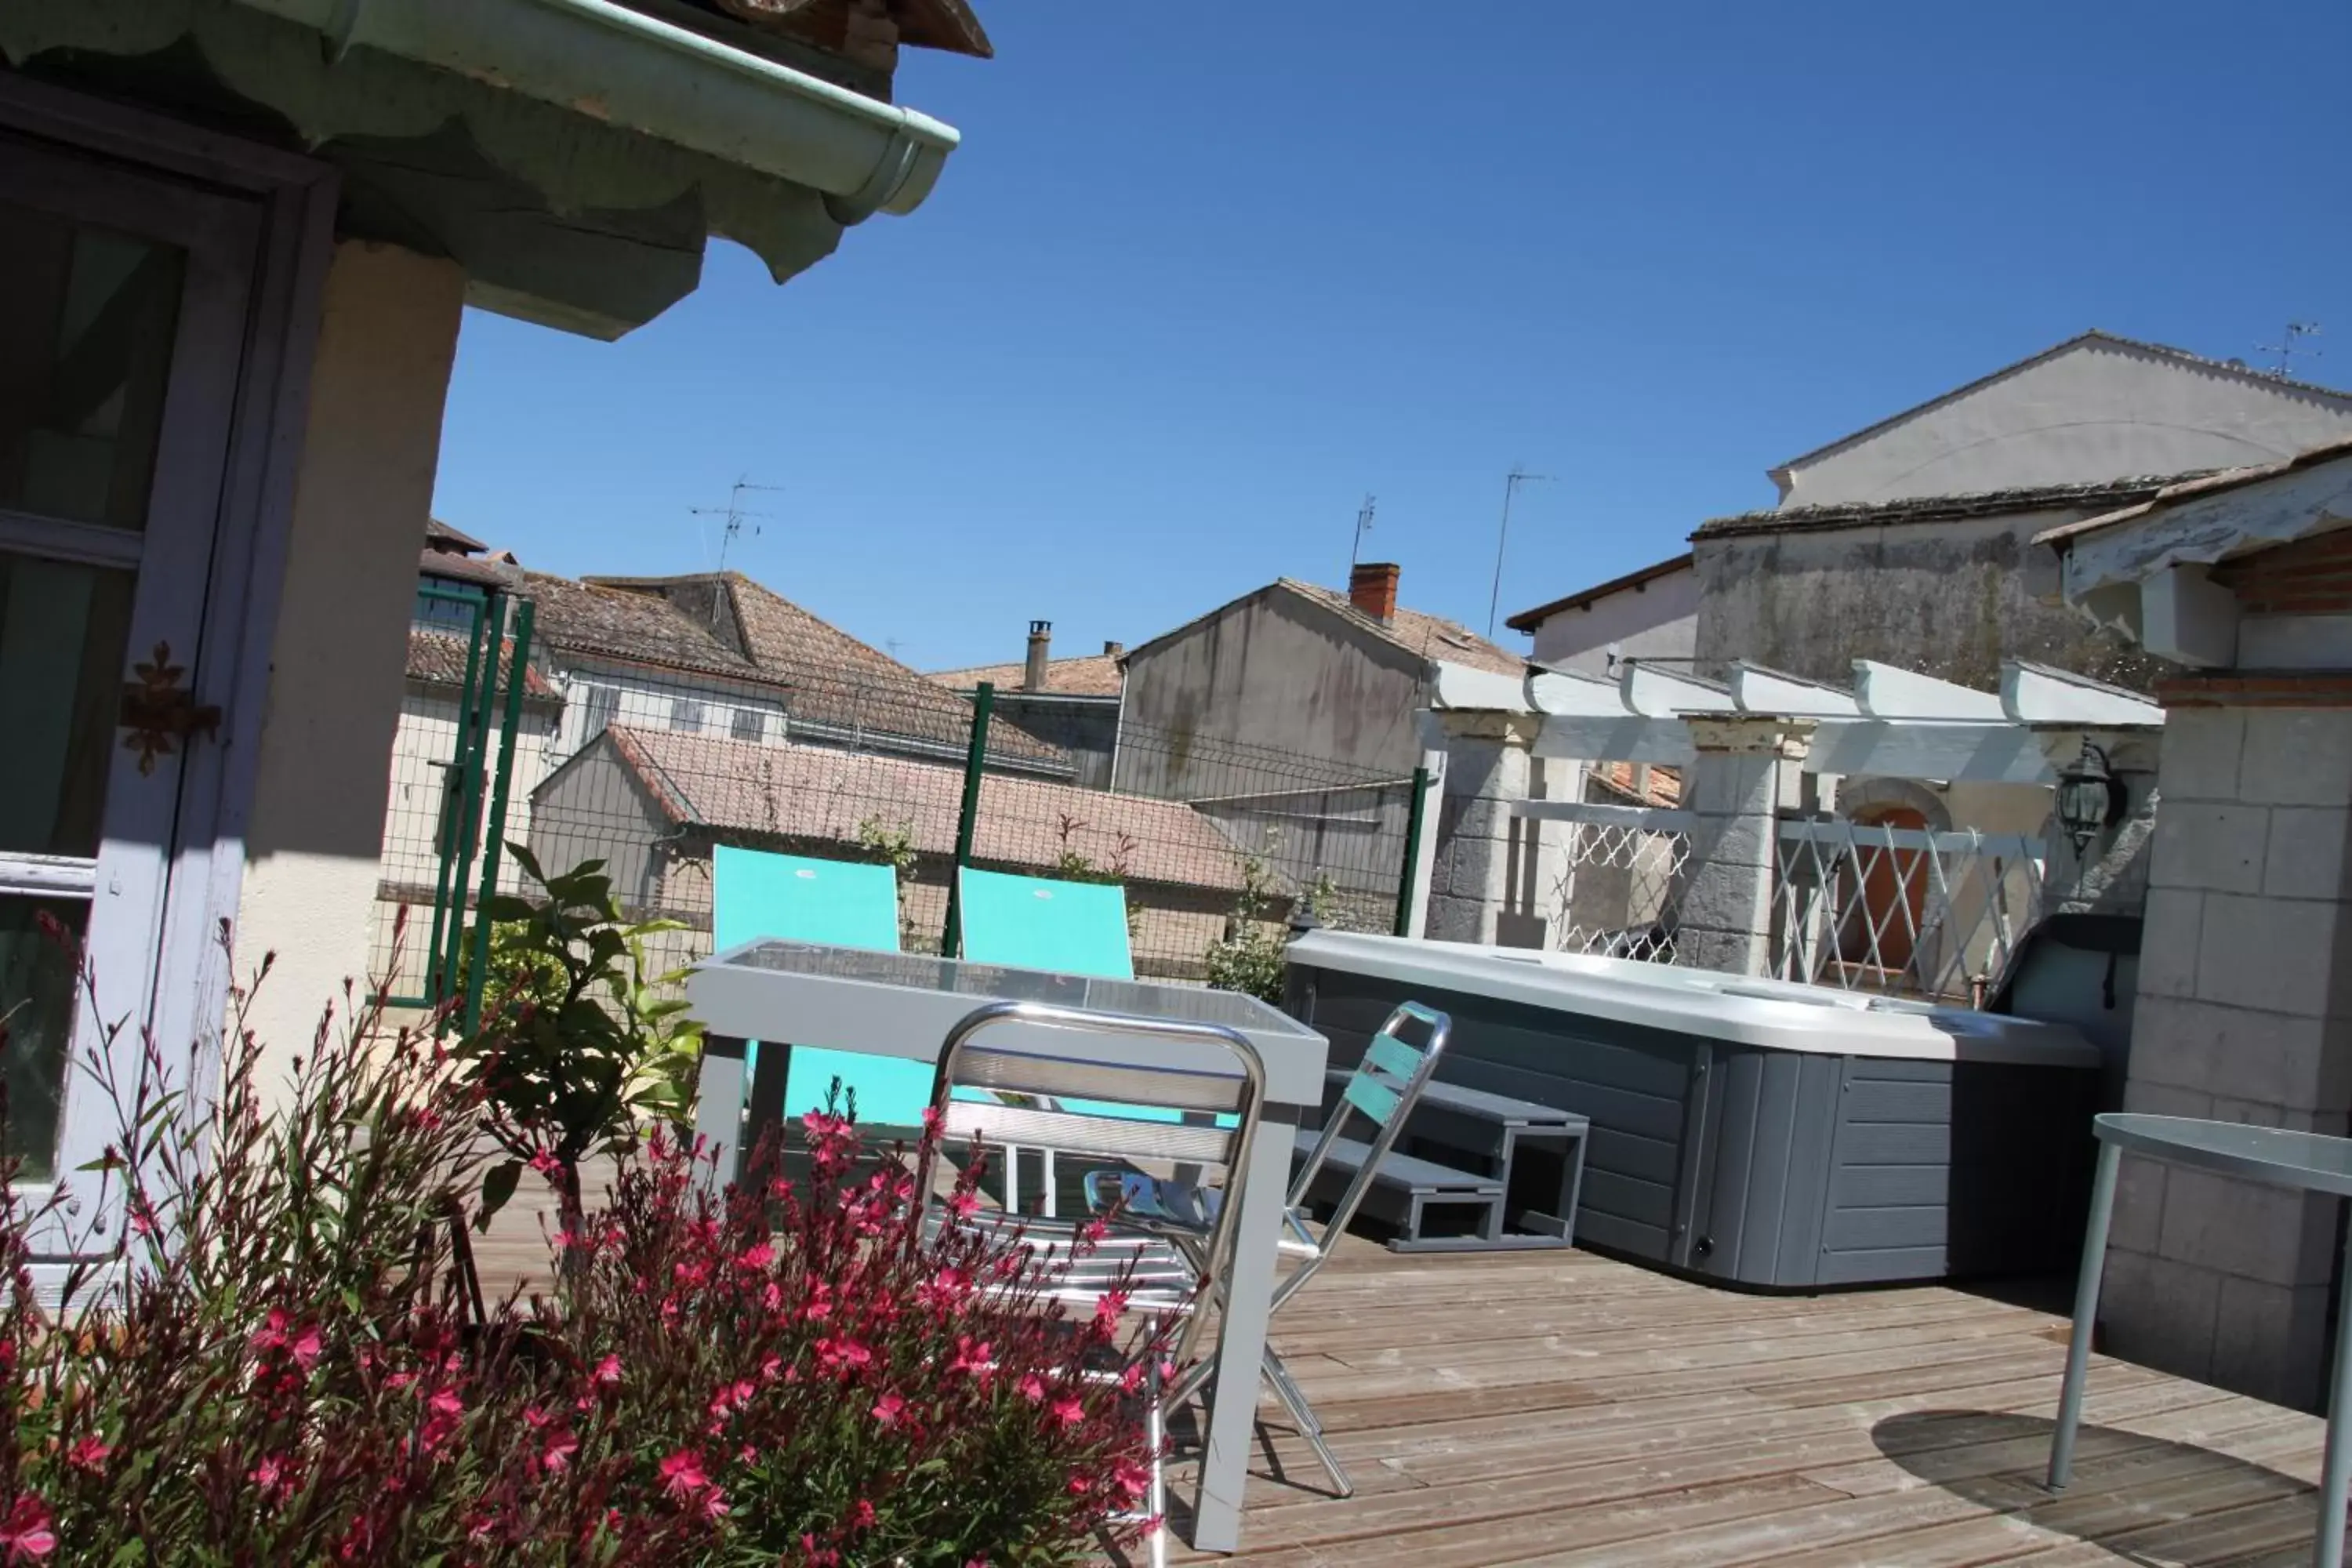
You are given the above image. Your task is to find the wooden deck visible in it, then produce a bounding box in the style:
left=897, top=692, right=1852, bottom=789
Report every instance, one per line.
left=478, top=1183, right=2333, bottom=1566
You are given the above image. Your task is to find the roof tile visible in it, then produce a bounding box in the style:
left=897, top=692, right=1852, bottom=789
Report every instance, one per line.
left=596, top=728, right=1251, bottom=893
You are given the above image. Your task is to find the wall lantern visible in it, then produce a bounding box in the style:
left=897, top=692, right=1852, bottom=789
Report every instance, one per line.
left=2056, top=739, right=2127, bottom=857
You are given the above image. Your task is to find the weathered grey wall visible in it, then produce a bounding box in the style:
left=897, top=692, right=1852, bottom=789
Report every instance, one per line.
left=1120, top=590, right=1423, bottom=795
left=989, top=694, right=1117, bottom=789
left=527, top=737, right=672, bottom=915
left=1526, top=567, right=1701, bottom=675
left=1780, top=339, right=2352, bottom=506
left=1693, top=507, right=2172, bottom=693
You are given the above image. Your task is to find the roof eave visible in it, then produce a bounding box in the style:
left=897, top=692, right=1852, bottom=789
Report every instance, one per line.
left=230, top=0, right=964, bottom=222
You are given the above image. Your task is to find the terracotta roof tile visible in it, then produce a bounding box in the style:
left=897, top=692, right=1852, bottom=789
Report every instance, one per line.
left=1278, top=582, right=1526, bottom=676
left=1696, top=474, right=2202, bottom=540
left=597, top=728, right=1251, bottom=893
left=928, top=654, right=1125, bottom=698
left=405, top=629, right=557, bottom=699
left=1587, top=760, right=1682, bottom=808
left=532, top=572, right=1061, bottom=765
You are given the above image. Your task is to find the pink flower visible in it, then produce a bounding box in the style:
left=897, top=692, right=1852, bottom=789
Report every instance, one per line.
left=815, top=1336, right=871, bottom=1374
left=421, top=1385, right=464, bottom=1452
left=735, top=1240, right=775, bottom=1271
left=699, top=1487, right=730, bottom=1523
left=1093, top=1290, right=1129, bottom=1331
left=1076, top=1217, right=1109, bottom=1247
left=529, top=1149, right=564, bottom=1178
left=659, top=1448, right=710, bottom=1501
left=1066, top=1472, right=1094, bottom=1496
left=65, top=1436, right=109, bottom=1472
left=949, top=1336, right=995, bottom=1380
left=1051, top=1395, right=1085, bottom=1428
left=0, top=1495, right=55, bottom=1562
left=708, top=1380, right=756, bottom=1419
left=591, top=1354, right=622, bottom=1389
left=870, top=1392, right=905, bottom=1426
left=1119, top=1362, right=1145, bottom=1394
left=540, top=1427, right=579, bottom=1473
left=249, top=1455, right=289, bottom=1494
left=945, top=1189, right=981, bottom=1221
left=289, top=1323, right=323, bottom=1373
left=127, top=1202, right=156, bottom=1240
left=1017, top=1374, right=1046, bottom=1404
left=250, top=1308, right=291, bottom=1356
left=1114, top=1459, right=1153, bottom=1499
left=851, top=1499, right=877, bottom=1530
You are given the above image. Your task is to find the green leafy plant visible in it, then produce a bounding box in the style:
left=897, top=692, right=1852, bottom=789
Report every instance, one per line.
left=1202, top=853, right=1290, bottom=1003
left=454, top=846, right=703, bottom=1239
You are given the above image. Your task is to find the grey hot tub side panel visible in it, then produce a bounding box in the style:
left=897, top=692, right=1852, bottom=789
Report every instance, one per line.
left=1287, top=968, right=1701, bottom=1269
left=1288, top=964, right=2099, bottom=1289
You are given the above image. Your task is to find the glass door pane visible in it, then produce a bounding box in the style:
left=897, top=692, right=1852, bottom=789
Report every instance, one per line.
left=0, top=898, right=87, bottom=1182
left=0, top=198, right=185, bottom=532
left=0, top=552, right=136, bottom=859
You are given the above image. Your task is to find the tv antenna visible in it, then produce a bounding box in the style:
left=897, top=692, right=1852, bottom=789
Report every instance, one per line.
left=1486, top=466, right=1555, bottom=639
left=690, top=476, right=782, bottom=577
left=1349, top=494, right=1377, bottom=569
left=2259, top=321, right=2322, bottom=379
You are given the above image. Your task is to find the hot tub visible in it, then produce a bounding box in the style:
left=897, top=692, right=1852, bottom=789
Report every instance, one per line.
left=1283, top=930, right=2103, bottom=1289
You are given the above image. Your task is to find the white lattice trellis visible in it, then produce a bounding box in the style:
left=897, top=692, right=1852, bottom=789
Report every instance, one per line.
left=1526, top=800, right=1691, bottom=962
left=1773, top=820, right=2045, bottom=1005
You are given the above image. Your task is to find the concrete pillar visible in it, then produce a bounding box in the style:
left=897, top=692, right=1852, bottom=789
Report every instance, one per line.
left=1672, top=717, right=1808, bottom=977
left=1421, top=711, right=1537, bottom=946
left=2101, top=697, right=2352, bottom=1410
left=234, top=241, right=467, bottom=1100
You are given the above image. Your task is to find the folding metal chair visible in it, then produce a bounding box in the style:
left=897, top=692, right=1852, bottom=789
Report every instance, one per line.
left=1084, top=1000, right=1452, bottom=1498
left=915, top=1000, right=1269, bottom=1568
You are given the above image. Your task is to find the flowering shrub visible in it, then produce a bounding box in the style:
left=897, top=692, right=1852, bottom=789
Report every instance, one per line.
left=0, top=935, right=1167, bottom=1565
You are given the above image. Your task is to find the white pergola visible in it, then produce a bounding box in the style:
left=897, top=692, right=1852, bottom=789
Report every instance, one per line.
left=1430, top=656, right=2162, bottom=783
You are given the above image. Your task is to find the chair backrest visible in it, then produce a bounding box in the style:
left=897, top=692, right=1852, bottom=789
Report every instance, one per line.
left=916, top=1000, right=1267, bottom=1299
left=1282, top=1001, right=1451, bottom=1298
left=713, top=846, right=932, bottom=1125
left=713, top=846, right=901, bottom=953
left=955, top=868, right=1135, bottom=980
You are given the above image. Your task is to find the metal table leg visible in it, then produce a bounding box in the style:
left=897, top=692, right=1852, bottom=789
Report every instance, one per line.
left=691, top=1033, right=750, bottom=1193
left=2314, top=1215, right=2352, bottom=1568
left=2048, top=1139, right=2122, bottom=1490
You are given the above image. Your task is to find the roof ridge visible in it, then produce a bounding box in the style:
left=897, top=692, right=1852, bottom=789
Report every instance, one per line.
left=1770, top=330, right=2352, bottom=481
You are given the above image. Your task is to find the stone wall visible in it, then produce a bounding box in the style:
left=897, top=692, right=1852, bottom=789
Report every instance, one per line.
left=2103, top=700, right=2352, bottom=1407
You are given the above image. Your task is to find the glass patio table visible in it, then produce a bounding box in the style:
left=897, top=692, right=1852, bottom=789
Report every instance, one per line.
left=685, top=938, right=1333, bottom=1555
left=2049, top=1112, right=2352, bottom=1567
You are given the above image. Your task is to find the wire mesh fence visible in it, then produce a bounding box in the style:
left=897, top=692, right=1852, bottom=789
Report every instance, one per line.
left=371, top=597, right=1417, bottom=1000
left=1771, top=819, right=2045, bottom=1005
left=1534, top=801, right=1690, bottom=961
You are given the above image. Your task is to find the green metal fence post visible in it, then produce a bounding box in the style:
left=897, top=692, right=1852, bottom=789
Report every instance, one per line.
left=438, top=588, right=507, bottom=1007
left=418, top=588, right=492, bottom=1006
left=1392, top=765, right=1432, bottom=938
left=460, top=597, right=535, bottom=1038
left=940, top=681, right=995, bottom=958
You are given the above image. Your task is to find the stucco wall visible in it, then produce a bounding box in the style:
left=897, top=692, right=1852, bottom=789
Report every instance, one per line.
left=987, top=693, right=1117, bottom=790
left=1526, top=567, right=1700, bottom=675
left=234, top=241, right=466, bottom=1074
left=1693, top=507, right=2172, bottom=692
left=1119, top=590, right=1423, bottom=793
left=1780, top=340, right=2352, bottom=507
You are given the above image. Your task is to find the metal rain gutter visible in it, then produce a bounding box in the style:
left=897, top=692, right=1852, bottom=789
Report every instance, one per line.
left=238, top=0, right=961, bottom=221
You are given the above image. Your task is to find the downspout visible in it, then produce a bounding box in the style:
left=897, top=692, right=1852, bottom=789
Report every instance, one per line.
left=249, top=0, right=961, bottom=220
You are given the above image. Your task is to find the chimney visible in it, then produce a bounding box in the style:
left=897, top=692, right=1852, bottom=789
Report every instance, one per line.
left=1349, top=561, right=1400, bottom=622
left=1024, top=619, right=1051, bottom=691
left=1102, top=640, right=1124, bottom=659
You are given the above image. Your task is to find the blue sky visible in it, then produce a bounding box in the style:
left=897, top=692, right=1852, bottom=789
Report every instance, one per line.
left=430, top=1, right=2352, bottom=673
